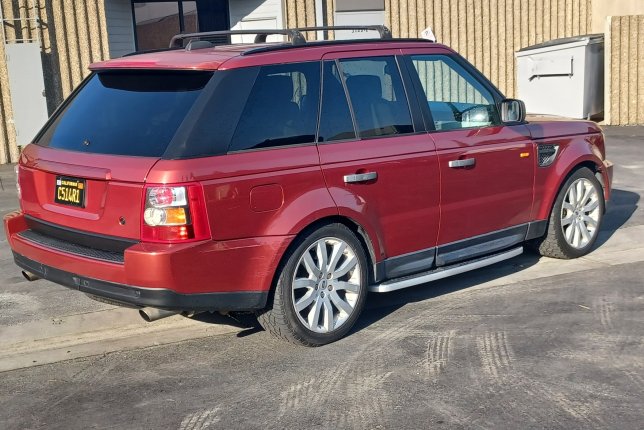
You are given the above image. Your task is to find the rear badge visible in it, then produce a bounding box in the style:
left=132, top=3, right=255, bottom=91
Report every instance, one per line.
left=55, top=176, right=86, bottom=208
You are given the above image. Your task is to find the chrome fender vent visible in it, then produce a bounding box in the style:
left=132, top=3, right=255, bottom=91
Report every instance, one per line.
left=537, top=144, right=559, bottom=167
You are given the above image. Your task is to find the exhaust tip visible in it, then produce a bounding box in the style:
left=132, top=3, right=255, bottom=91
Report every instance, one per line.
left=22, top=270, right=40, bottom=282
left=139, top=307, right=178, bottom=322
left=138, top=308, right=152, bottom=322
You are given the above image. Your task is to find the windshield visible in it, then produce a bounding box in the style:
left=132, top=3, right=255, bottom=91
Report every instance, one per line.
left=36, top=70, right=213, bottom=157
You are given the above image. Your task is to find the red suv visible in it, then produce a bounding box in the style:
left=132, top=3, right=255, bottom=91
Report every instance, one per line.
left=5, top=27, right=613, bottom=345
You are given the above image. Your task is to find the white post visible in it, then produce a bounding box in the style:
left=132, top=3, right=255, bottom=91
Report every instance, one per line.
left=315, top=0, right=324, bottom=41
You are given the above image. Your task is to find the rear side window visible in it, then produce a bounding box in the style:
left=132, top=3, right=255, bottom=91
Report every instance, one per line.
left=318, top=61, right=356, bottom=142
left=37, top=71, right=213, bottom=157
left=339, top=56, right=414, bottom=138
left=229, top=62, right=321, bottom=152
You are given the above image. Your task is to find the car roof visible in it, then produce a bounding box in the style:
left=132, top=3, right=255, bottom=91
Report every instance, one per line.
left=89, top=39, right=452, bottom=72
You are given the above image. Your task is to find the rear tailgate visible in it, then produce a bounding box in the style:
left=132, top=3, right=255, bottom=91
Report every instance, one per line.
left=19, top=144, right=157, bottom=240
left=17, top=68, right=215, bottom=241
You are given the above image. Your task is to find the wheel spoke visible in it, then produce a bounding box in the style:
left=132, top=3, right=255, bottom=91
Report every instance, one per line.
left=327, top=241, right=347, bottom=274
left=573, top=222, right=582, bottom=247
left=565, top=222, right=575, bottom=243
left=568, top=186, right=577, bottom=206
left=293, top=278, right=316, bottom=290
left=583, top=200, right=599, bottom=213
left=334, top=280, right=360, bottom=293
left=307, top=298, right=322, bottom=328
left=582, top=215, right=598, bottom=227
left=333, top=255, right=357, bottom=279
left=316, top=241, right=328, bottom=273
left=579, top=186, right=592, bottom=207
left=576, top=180, right=584, bottom=205
left=322, top=299, right=334, bottom=332
left=295, top=289, right=316, bottom=311
left=330, top=290, right=354, bottom=316
left=563, top=202, right=575, bottom=212
left=579, top=222, right=591, bottom=243
left=303, top=252, right=322, bottom=278
left=561, top=215, right=574, bottom=226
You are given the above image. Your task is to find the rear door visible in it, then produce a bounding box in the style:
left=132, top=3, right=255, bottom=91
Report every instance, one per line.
left=20, top=70, right=213, bottom=240
left=317, top=51, right=440, bottom=280
left=404, top=51, right=535, bottom=266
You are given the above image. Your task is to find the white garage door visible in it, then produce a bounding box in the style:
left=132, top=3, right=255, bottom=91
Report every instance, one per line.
left=229, top=0, right=285, bottom=43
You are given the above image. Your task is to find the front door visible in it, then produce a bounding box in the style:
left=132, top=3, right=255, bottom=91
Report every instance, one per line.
left=405, top=52, right=535, bottom=266
left=317, top=52, right=440, bottom=280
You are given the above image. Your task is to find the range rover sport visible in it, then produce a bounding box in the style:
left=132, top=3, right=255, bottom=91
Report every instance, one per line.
left=5, top=26, right=613, bottom=345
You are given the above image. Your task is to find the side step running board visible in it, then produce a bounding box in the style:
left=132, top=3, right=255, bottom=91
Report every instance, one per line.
left=369, top=247, right=523, bottom=293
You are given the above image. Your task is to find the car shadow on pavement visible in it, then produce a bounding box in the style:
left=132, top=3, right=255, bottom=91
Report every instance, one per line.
left=595, top=188, right=640, bottom=247
left=350, top=252, right=543, bottom=336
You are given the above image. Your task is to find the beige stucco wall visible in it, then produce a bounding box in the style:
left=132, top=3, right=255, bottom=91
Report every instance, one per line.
left=604, top=15, right=644, bottom=125
left=0, top=0, right=109, bottom=164
left=591, top=0, right=644, bottom=33
left=386, top=0, right=593, bottom=98
left=286, top=0, right=593, bottom=98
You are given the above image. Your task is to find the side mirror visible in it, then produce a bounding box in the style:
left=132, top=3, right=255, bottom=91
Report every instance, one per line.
left=500, top=99, right=526, bottom=123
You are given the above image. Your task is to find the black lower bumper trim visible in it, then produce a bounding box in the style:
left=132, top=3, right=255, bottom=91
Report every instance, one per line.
left=13, top=252, right=268, bottom=312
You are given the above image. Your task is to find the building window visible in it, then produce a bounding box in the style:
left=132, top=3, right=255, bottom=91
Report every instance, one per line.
left=133, top=1, right=198, bottom=51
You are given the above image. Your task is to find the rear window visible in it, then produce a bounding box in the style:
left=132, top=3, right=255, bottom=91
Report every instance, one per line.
left=36, top=71, right=213, bottom=157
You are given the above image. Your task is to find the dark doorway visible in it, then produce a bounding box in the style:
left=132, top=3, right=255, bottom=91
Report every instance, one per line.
left=132, top=0, right=229, bottom=51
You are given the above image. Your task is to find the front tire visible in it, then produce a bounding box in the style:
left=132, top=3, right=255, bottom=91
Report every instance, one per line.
left=532, top=167, right=604, bottom=259
left=257, top=223, right=368, bottom=346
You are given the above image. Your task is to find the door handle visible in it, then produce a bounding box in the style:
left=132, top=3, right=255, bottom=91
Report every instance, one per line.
left=344, top=172, right=378, bottom=183
left=448, top=158, right=476, bottom=168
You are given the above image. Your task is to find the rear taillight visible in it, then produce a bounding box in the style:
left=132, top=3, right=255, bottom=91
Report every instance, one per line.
left=141, top=183, right=211, bottom=243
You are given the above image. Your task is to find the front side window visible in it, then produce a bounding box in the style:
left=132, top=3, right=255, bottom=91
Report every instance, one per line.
left=339, top=56, right=414, bottom=138
left=410, top=55, right=500, bottom=130
left=229, top=62, right=320, bottom=152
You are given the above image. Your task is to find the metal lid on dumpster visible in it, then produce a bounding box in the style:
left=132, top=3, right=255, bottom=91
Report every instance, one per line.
left=517, top=34, right=604, bottom=53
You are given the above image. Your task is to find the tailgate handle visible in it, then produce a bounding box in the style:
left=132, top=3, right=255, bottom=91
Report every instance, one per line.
left=448, top=158, right=476, bottom=168
left=344, top=172, right=378, bottom=183
left=34, top=160, right=112, bottom=180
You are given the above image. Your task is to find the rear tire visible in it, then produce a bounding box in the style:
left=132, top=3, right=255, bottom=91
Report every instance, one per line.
left=257, top=223, right=368, bottom=346
left=531, top=167, right=604, bottom=259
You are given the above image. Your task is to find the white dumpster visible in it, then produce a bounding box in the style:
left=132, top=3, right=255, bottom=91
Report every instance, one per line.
left=515, top=34, right=604, bottom=120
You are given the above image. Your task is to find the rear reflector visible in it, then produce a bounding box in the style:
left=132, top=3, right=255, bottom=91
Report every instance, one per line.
left=141, top=183, right=210, bottom=243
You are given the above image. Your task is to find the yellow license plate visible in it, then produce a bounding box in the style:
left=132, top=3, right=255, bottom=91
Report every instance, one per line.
left=55, top=176, right=86, bottom=208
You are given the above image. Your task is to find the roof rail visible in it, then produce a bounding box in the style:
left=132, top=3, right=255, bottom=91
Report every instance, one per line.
left=168, top=26, right=394, bottom=50
left=169, top=29, right=307, bottom=48
left=295, top=25, right=392, bottom=40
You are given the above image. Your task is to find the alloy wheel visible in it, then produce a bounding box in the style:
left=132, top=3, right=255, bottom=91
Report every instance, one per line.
left=560, top=178, right=600, bottom=249
left=291, top=237, right=362, bottom=333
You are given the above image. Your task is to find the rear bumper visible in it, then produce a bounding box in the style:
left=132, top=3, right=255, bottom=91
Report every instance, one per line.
left=5, top=211, right=293, bottom=311
left=14, top=252, right=267, bottom=311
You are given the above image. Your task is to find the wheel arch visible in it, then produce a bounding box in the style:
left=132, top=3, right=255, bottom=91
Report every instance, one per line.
left=535, top=155, right=606, bottom=221
left=262, top=215, right=380, bottom=310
